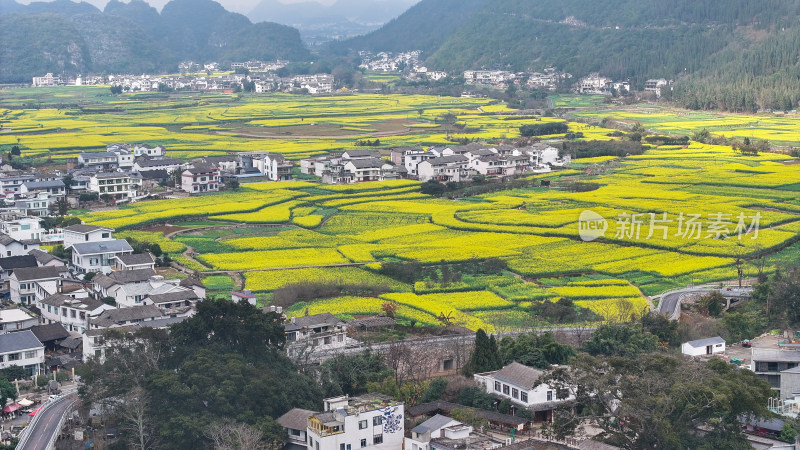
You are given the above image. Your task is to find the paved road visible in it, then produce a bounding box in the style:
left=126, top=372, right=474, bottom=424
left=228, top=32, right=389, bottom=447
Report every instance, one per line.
left=658, top=286, right=753, bottom=320
left=17, top=393, right=77, bottom=450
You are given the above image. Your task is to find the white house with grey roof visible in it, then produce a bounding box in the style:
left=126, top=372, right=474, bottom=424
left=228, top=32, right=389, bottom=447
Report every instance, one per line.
left=681, top=336, right=725, bottom=357
left=20, top=180, right=66, bottom=198
left=0, top=234, right=39, bottom=257
left=9, top=266, right=63, bottom=305
left=405, top=414, right=470, bottom=450
left=277, top=408, right=315, bottom=447
left=133, top=157, right=184, bottom=173
left=285, top=313, right=348, bottom=360
left=62, top=224, right=114, bottom=250
left=71, top=239, right=134, bottom=274
left=0, top=308, right=38, bottom=334
left=112, top=253, right=155, bottom=271
left=474, top=361, right=575, bottom=422
left=417, top=155, right=470, bottom=182
left=78, top=152, right=119, bottom=170
left=12, top=193, right=51, bottom=217
left=38, top=293, right=110, bottom=334
left=0, top=330, right=44, bottom=376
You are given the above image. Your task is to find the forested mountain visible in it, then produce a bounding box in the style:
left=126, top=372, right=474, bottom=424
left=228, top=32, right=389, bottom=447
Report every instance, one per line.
left=0, top=0, right=310, bottom=83
left=331, top=0, right=800, bottom=111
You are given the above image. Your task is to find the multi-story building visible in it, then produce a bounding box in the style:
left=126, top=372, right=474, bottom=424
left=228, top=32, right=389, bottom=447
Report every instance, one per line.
left=13, top=193, right=51, bottom=217
left=0, top=330, right=45, bottom=377
left=71, top=239, right=134, bottom=274
left=63, top=224, right=115, bottom=250
left=133, top=158, right=184, bottom=173
left=752, top=348, right=800, bottom=390
left=298, top=395, right=404, bottom=450
left=474, top=362, right=575, bottom=422
left=416, top=156, right=470, bottom=182
left=89, top=172, right=137, bottom=200
left=38, top=294, right=110, bottom=334
left=78, top=152, right=119, bottom=170
left=181, top=164, right=220, bottom=194
left=256, top=153, right=293, bottom=181
left=0, top=174, right=36, bottom=195
left=9, top=266, right=62, bottom=305
left=0, top=217, right=46, bottom=242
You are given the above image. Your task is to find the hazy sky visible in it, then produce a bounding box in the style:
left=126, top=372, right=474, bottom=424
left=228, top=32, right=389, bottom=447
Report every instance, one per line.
left=15, top=0, right=337, bottom=14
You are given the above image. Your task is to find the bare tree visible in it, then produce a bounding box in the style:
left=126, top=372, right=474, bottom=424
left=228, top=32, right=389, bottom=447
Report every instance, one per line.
left=119, top=385, right=155, bottom=450
left=206, top=420, right=265, bottom=450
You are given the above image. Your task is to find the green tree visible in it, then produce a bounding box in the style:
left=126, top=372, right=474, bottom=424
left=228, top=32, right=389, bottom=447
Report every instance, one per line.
left=498, top=332, right=575, bottom=369
left=541, top=353, right=773, bottom=448
left=316, top=351, right=392, bottom=397
left=581, top=323, right=658, bottom=357
left=463, top=329, right=502, bottom=376
left=0, top=379, right=15, bottom=410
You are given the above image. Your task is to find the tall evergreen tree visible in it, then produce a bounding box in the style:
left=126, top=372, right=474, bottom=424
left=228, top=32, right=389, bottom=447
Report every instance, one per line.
left=463, top=329, right=502, bottom=376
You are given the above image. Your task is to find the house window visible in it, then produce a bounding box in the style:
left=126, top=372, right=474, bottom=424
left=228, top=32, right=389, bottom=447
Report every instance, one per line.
left=502, top=384, right=509, bottom=395
left=512, top=388, right=519, bottom=399
left=24, top=350, right=37, bottom=359
left=520, top=392, right=528, bottom=403
left=373, top=435, right=383, bottom=445
left=547, top=391, right=553, bottom=401
left=338, top=335, right=344, bottom=342
left=360, top=439, right=367, bottom=448
left=442, top=359, right=454, bottom=371
left=7, top=353, right=20, bottom=361
left=494, top=381, right=501, bottom=392
left=340, top=444, right=346, bottom=450
left=359, top=420, right=367, bottom=430
left=313, top=338, right=320, bottom=346
left=373, top=416, right=383, bottom=426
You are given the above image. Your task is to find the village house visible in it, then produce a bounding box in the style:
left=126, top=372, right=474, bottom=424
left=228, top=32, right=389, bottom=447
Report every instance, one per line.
left=9, top=266, right=63, bottom=305
left=0, top=174, right=36, bottom=195
left=0, top=308, right=38, bottom=334
left=112, top=253, right=155, bottom=272
left=752, top=348, right=800, bottom=391
left=78, top=152, right=119, bottom=171
left=255, top=153, right=293, bottom=181
left=283, top=394, right=405, bottom=450
left=181, top=164, right=220, bottom=193
left=13, top=193, right=51, bottom=217
left=681, top=336, right=726, bottom=357
left=0, top=330, right=45, bottom=377
left=417, top=155, right=470, bottom=182
left=0, top=217, right=46, bottom=242
left=0, top=255, right=38, bottom=292
left=133, top=157, right=184, bottom=173
left=87, top=304, right=165, bottom=332
left=28, top=249, right=67, bottom=268
left=474, top=362, right=575, bottom=422
left=71, top=239, right=134, bottom=274
left=133, top=144, right=165, bottom=158
left=202, top=156, right=238, bottom=174
left=0, top=234, right=39, bottom=257
left=62, top=224, right=114, bottom=250
left=38, top=293, right=110, bottom=334
left=20, top=180, right=66, bottom=199
left=285, top=313, right=348, bottom=360
left=89, top=172, right=138, bottom=200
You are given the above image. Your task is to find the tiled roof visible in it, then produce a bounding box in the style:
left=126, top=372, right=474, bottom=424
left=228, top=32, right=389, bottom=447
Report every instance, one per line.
left=0, top=330, right=43, bottom=352
left=12, top=266, right=61, bottom=281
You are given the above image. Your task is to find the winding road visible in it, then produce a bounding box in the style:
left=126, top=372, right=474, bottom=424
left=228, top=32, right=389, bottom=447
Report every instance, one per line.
left=657, top=286, right=753, bottom=320
left=17, top=393, right=77, bottom=450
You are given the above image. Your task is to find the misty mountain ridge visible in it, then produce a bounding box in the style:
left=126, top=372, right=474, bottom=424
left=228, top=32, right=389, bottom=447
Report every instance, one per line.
left=248, top=0, right=418, bottom=42
left=0, top=0, right=310, bottom=83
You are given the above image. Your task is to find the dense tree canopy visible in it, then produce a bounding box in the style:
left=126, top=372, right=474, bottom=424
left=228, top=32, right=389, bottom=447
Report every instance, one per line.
left=79, top=299, right=322, bottom=450
left=543, top=353, right=773, bottom=449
